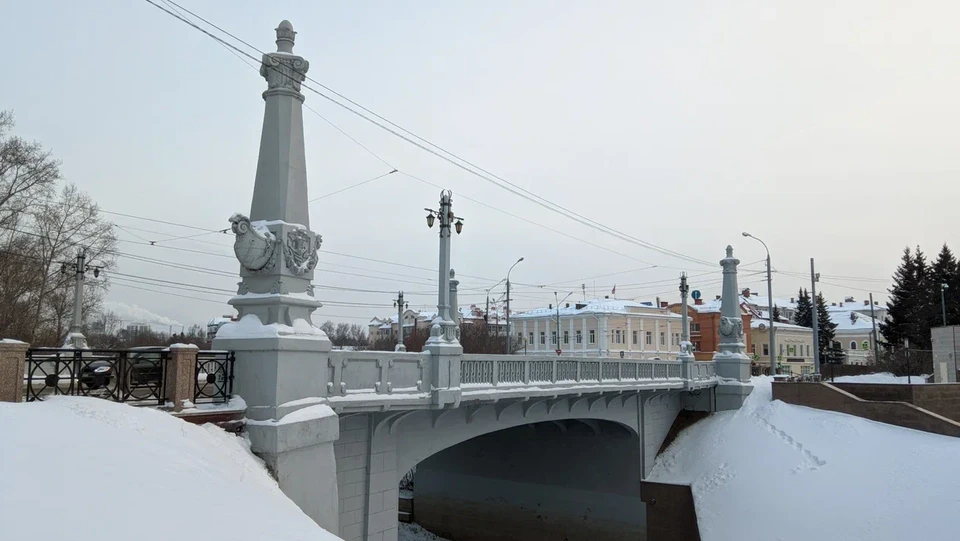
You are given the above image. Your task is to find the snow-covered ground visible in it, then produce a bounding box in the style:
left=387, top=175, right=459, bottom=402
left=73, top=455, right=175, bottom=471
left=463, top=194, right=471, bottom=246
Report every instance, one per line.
left=0, top=397, right=339, bottom=541
left=649, top=376, right=960, bottom=541
left=832, top=372, right=928, bottom=384
left=399, top=522, right=452, bottom=541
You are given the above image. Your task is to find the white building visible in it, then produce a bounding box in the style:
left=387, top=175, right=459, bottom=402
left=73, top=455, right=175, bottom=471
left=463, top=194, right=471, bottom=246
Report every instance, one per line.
left=368, top=305, right=507, bottom=344
left=828, top=307, right=880, bottom=365
left=511, top=298, right=683, bottom=358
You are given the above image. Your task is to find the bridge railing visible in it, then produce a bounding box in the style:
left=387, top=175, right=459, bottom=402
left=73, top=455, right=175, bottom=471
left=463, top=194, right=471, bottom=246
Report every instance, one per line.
left=459, top=354, right=688, bottom=388
left=690, top=361, right=716, bottom=381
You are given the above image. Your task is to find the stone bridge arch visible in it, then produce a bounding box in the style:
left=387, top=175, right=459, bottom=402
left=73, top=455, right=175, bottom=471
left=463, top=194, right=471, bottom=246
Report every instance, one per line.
left=333, top=389, right=690, bottom=541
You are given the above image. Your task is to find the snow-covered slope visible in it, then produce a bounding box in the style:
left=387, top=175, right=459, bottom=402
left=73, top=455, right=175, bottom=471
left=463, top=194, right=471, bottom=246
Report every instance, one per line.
left=833, top=372, right=926, bottom=384
left=0, top=397, right=340, bottom=541
left=649, top=376, right=960, bottom=541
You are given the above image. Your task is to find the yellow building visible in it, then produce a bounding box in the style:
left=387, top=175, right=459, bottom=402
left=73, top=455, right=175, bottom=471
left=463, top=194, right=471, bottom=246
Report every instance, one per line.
left=749, top=320, right=816, bottom=375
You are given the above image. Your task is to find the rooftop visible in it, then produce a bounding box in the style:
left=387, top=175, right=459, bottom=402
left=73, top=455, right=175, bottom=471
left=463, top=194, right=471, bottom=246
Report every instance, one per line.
left=513, top=298, right=678, bottom=319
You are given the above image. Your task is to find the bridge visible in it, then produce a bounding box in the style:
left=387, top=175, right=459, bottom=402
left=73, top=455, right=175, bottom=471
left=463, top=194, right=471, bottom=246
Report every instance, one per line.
left=204, top=20, right=755, bottom=541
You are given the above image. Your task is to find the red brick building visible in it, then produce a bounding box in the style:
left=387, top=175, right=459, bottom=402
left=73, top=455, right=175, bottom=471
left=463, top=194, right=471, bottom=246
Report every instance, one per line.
left=668, top=297, right=753, bottom=361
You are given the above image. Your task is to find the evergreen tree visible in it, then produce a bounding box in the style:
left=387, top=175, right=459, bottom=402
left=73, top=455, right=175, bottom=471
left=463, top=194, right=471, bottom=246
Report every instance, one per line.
left=928, top=244, right=958, bottom=329
left=816, top=292, right=839, bottom=362
left=793, top=288, right=813, bottom=328
left=881, top=246, right=931, bottom=350
left=772, top=305, right=781, bottom=322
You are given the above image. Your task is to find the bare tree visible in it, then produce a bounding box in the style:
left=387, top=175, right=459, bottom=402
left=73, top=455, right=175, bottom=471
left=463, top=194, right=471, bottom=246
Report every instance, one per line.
left=0, top=111, right=60, bottom=227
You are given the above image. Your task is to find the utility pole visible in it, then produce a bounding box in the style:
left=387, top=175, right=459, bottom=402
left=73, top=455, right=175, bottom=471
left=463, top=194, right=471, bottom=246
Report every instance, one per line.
left=554, top=291, right=572, bottom=354
left=505, top=257, right=523, bottom=354
left=743, top=232, right=775, bottom=375
left=393, top=291, right=407, bottom=352
left=60, top=248, right=101, bottom=349
left=869, top=292, right=879, bottom=363
left=810, top=258, right=821, bottom=374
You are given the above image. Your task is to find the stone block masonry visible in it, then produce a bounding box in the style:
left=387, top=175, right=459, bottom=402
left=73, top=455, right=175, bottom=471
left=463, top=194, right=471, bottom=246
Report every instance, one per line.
left=0, top=340, right=27, bottom=403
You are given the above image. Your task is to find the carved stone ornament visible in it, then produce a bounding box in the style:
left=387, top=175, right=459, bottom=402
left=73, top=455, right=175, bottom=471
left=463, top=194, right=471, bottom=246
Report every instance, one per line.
left=270, top=278, right=289, bottom=295
left=284, top=229, right=320, bottom=276
left=261, top=54, right=309, bottom=94
left=230, top=213, right=279, bottom=274
left=719, top=316, right=743, bottom=338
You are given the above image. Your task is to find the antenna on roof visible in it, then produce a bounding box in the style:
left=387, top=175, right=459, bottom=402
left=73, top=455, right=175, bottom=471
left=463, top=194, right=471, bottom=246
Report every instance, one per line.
left=582, top=283, right=586, bottom=301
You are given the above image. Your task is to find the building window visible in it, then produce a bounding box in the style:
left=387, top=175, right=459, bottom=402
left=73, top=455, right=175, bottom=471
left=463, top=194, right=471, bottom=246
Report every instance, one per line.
left=850, top=341, right=857, bottom=350
left=660, top=332, right=666, bottom=346
left=806, top=345, right=810, bottom=357
left=762, top=344, right=769, bottom=356
left=691, top=323, right=700, bottom=332
left=833, top=341, right=841, bottom=350
left=576, top=330, right=582, bottom=344
left=632, top=330, right=638, bottom=345
left=862, top=340, right=870, bottom=350
left=589, top=330, right=596, bottom=344
left=752, top=344, right=756, bottom=353
left=646, top=331, right=653, bottom=345
left=779, top=344, right=784, bottom=355
left=540, top=332, right=545, bottom=345
left=551, top=331, right=557, bottom=345
left=693, top=341, right=700, bottom=351
left=801, top=365, right=813, bottom=375
left=563, top=330, right=569, bottom=344
left=529, top=332, right=534, bottom=346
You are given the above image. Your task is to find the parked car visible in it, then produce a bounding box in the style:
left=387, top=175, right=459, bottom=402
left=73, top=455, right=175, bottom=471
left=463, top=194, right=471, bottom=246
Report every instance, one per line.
left=79, top=347, right=165, bottom=394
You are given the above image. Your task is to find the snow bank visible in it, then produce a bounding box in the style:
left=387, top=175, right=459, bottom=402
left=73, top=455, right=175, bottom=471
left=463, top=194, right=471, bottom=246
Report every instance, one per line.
left=216, top=313, right=327, bottom=340
left=649, top=376, right=960, bottom=541
left=0, top=397, right=340, bottom=541
left=833, top=372, right=927, bottom=384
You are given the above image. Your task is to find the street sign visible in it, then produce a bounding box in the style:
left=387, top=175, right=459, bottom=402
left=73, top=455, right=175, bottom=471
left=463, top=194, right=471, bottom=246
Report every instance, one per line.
left=692, top=290, right=701, bottom=300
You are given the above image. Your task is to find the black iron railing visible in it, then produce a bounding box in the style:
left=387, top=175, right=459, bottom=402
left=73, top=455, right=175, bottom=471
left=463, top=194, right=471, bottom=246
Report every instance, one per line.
left=25, top=348, right=168, bottom=405
left=195, top=350, right=235, bottom=404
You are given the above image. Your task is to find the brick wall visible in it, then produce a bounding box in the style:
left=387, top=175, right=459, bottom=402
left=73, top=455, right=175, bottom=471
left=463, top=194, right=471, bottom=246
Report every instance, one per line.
left=334, top=414, right=400, bottom=541
left=335, top=415, right=371, bottom=541
left=773, top=382, right=960, bottom=438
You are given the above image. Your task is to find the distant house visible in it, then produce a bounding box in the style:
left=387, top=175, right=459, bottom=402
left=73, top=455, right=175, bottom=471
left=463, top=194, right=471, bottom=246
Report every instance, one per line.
left=368, top=305, right=506, bottom=345
left=828, top=307, right=880, bottom=365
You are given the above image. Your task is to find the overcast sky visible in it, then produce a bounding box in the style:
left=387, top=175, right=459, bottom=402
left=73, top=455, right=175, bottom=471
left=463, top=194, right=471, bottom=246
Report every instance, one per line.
left=4, top=1, right=959, bottom=329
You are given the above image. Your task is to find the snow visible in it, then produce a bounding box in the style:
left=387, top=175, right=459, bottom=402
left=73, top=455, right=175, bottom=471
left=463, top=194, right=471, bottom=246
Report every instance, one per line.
left=832, top=372, right=927, bottom=384
left=649, top=376, right=960, bottom=541
left=0, top=338, right=26, bottom=344
left=513, top=298, right=676, bottom=319
left=216, top=314, right=328, bottom=340
left=0, top=397, right=339, bottom=541
left=399, top=523, right=452, bottom=541
left=248, top=404, right=337, bottom=426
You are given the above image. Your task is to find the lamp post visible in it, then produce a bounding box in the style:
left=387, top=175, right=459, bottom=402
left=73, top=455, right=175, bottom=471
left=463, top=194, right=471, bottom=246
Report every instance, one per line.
left=743, top=232, right=775, bottom=375
left=60, top=248, right=102, bottom=349
left=555, top=291, right=573, bottom=355
left=486, top=278, right=506, bottom=328
left=425, top=191, right=464, bottom=341
left=941, top=283, right=949, bottom=327
left=505, top=257, right=524, bottom=354
left=393, top=291, right=408, bottom=352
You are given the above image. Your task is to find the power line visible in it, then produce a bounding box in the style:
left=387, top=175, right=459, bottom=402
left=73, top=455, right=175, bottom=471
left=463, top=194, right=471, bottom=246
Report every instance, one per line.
left=142, top=0, right=719, bottom=270
left=309, top=169, right=398, bottom=203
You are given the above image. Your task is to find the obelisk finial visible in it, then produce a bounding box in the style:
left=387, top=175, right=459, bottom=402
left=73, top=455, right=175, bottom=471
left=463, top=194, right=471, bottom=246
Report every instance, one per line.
left=275, top=20, right=296, bottom=53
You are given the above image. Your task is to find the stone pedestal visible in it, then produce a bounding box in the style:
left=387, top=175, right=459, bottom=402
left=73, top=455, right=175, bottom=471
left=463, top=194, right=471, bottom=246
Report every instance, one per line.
left=712, top=246, right=753, bottom=409
left=248, top=406, right=340, bottom=532
left=0, top=340, right=28, bottom=403
left=164, top=344, right=199, bottom=412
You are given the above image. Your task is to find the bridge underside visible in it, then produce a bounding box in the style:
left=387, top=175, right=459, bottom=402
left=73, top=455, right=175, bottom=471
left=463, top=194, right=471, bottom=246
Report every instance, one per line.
left=333, top=388, right=708, bottom=541
left=416, top=419, right=644, bottom=541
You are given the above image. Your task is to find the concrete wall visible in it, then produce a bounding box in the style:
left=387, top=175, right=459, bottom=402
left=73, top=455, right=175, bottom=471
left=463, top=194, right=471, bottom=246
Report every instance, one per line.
left=415, top=420, right=645, bottom=541
left=833, top=383, right=960, bottom=422
left=639, top=481, right=701, bottom=541
left=931, top=326, right=960, bottom=383
left=772, top=382, right=960, bottom=438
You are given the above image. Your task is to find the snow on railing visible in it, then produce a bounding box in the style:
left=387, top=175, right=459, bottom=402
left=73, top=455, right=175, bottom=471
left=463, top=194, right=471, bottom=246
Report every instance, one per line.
left=460, top=354, right=691, bottom=387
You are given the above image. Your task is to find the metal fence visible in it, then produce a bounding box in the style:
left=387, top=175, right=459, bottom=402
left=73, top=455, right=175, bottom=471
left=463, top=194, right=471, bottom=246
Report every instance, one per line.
left=195, top=350, right=235, bottom=404
left=24, top=348, right=168, bottom=405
